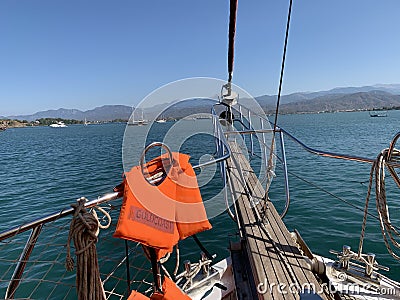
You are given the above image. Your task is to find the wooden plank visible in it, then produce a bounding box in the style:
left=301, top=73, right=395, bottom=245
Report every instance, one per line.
left=245, top=171, right=311, bottom=285
left=232, top=143, right=322, bottom=290
left=232, top=144, right=317, bottom=286
left=227, top=157, right=295, bottom=300
left=238, top=153, right=315, bottom=286
left=226, top=140, right=329, bottom=300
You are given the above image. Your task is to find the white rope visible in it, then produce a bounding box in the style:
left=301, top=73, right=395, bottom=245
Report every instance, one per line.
left=90, top=205, right=112, bottom=236
left=359, top=149, right=400, bottom=260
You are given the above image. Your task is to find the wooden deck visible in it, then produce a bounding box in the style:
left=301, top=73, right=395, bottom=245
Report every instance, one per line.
left=226, top=140, right=330, bottom=300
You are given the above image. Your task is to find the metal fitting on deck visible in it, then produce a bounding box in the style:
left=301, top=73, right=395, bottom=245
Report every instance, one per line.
left=365, top=253, right=375, bottom=277
left=341, top=245, right=351, bottom=269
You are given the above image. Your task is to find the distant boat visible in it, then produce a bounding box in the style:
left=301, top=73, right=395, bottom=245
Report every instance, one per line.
left=369, top=111, right=387, bottom=117
left=128, top=119, right=148, bottom=126
left=128, top=110, right=148, bottom=126
left=128, top=120, right=149, bottom=126
left=155, top=116, right=167, bottom=123
left=84, top=118, right=88, bottom=126
left=194, top=115, right=212, bottom=120
left=49, top=121, right=67, bottom=128
left=0, top=127, right=6, bottom=131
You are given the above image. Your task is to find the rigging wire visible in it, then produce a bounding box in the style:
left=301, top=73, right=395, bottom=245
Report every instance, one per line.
left=265, top=0, right=293, bottom=201
left=240, top=130, right=390, bottom=224
left=285, top=166, right=400, bottom=234
left=272, top=0, right=293, bottom=133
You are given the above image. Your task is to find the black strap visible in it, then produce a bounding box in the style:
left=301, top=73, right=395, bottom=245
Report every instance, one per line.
left=192, top=234, right=213, bottom=260
left=149, top=248, right=162, bottom=293
left=124, top=240, right=131, bottom=295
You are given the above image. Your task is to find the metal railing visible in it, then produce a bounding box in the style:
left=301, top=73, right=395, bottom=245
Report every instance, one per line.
left=216, top=101, right=398, bottom=222
left=1, top=192, right=123, bottom=299
left=216, top=102, right=291, bottom=218
left=0, top=192, right=122, bottom=242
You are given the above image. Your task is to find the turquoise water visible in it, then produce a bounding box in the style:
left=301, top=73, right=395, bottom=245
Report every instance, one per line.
left=275, top=111, right=400, bottom=280
left=1, top=110, right=400, bottom=298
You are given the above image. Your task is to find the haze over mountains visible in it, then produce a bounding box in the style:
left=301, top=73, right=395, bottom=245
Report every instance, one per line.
left=6, top=84, right=400, bottom=121
left=255, top=84, right=400, bottom=113
left=6, top=105, right=132, bottom=122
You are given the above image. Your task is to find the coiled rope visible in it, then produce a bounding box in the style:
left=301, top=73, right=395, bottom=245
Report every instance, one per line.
left=65, top=197, right=111, bottom=300
left=358, top=148, right=400, bottom=260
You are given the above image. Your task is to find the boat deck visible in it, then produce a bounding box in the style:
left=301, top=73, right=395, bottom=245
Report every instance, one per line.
left=226, top=140, right=329, bottom=300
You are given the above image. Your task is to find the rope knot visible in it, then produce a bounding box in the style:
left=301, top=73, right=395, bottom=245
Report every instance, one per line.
left=65, top=196, right=107, bottom=299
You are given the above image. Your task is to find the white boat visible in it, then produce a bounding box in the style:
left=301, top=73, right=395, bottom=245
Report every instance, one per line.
left=155, top=118, right=167, bottom=123
left=128, top=119, right=149, bottom=126
left=128, top=110, right=148, bottom=126
left=369, top=111, right=388, bottom=117
left=49, top=121, right=67, bottom=128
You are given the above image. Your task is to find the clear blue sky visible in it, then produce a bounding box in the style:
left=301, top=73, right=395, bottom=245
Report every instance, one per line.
left=1, top=0, right=400, bottom=116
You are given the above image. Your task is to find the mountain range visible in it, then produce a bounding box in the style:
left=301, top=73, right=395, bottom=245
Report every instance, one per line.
left=255, top=84, right=400, bottom=113
left=6, top=105, right=133, bottom=122
left=5, top=84, right=400, bottom=121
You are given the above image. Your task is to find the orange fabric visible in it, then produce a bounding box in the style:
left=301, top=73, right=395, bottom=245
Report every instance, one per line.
left=113, top=152, right=211, bottom=260
left=113, top=154, right=179, bottom=254
left=174, top=154, right=212, bottom=239
left=128, top=290, right=150, bottom=300
left=150, top=277, right=192, bottom=300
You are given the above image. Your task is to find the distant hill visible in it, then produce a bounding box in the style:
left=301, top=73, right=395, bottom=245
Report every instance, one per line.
left=257, top=85, right=400, bottom=114
left=8, top=105, right=132, bottom=122
left=145, top=98, right=217, bottom=119
left=82, top=105, right=132, bottom=121
left=335, top=84, right=400, bottom=95
left=5, top=84, right=400, bottom=121
left=273, top=91, right=400, bottom=114
left=256, top=84, right=400, bottom=109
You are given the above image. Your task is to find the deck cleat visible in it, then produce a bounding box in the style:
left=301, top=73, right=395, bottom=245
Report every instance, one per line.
left=330, top=245, right=390, bottom=284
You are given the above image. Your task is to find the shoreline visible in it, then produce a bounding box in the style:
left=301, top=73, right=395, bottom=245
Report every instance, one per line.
left=2, top=107, right=398, bottom=130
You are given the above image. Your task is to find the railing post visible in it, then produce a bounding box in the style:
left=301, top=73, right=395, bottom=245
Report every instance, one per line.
left=260, top=118, right=268, bottom=180
left=239, top=105, right=245, bottom=143
left=5, top=224, right=43, bottom=299
left=247, top=110, right=254, bottom=156
left=213, top=114, right=220, bottom=156
left=279, top=130, right=290, bottom=218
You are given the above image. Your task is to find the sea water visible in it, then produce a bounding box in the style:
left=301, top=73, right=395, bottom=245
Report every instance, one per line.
left=1, top=110, right=400, bottom=298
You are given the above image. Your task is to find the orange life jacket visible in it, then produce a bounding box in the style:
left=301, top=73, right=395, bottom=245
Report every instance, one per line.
left=127, top=277, right=192, bottom=300
left=127, top=290, right=150, bottom=300
left=173, top=153, right=212, bottom=239
left=151, top=277, right=192, bottom=300
left=113, top=152, right=211, bottom=260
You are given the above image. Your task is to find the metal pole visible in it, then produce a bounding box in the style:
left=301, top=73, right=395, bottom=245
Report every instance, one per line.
left=279, top=130, right=290, bottom=218
left=247, top=110, right=254, bottom=156
left=0, top=192, right=121, bottom=242
left=5, top=224, right=43, bottom=299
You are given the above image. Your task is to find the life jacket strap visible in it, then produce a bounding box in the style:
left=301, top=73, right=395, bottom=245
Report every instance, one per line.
left=149, top=247, right=163, bottom=293
left=192, top=235, right=213, bottom=261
